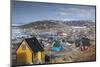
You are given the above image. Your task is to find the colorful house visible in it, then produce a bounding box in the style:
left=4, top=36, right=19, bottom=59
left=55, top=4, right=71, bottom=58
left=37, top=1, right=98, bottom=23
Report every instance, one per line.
left=16, top=37, right=45, bottom=64
left=51, top=41, right=64, bottom=52
left=57, top=32, right=67, bottom=36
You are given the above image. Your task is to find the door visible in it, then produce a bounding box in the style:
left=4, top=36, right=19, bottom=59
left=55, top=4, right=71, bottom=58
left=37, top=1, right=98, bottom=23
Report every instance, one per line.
left=16, top=52, right=27, bottom=63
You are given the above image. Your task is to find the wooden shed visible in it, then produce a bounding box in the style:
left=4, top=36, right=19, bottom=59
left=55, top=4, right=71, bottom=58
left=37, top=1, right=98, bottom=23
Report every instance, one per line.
left=16, top=37, right=45, bottom=64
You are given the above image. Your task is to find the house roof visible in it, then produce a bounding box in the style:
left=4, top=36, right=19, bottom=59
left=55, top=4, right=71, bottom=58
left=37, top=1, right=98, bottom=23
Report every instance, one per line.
left=25, top=37, right=44, bottom=52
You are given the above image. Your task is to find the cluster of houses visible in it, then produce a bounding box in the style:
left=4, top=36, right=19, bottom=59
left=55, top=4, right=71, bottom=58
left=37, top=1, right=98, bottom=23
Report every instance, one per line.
left=15, top=31, right=68, bottom=64
left=14, top=26, right=95, bottom=65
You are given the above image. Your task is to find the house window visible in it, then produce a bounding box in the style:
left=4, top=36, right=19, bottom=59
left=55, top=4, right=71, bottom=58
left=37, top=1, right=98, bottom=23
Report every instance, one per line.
left=22, top=44, right=26, bottom=50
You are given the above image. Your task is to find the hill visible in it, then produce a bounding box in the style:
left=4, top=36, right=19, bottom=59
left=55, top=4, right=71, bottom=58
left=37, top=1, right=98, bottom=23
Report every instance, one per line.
left=18, top=20, right=95, bottom=29
left=19, top=20, right=60, bottom=29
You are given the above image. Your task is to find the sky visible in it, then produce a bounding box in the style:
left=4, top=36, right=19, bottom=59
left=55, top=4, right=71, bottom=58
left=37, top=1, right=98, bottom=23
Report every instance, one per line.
left=12, top=1, right=96, bottom=24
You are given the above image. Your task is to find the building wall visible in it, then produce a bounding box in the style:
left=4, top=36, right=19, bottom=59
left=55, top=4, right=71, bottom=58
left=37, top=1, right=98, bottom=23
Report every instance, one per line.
left=33, top=51, right=45, bottom=64
left=16, top=41, right=32, bottom=64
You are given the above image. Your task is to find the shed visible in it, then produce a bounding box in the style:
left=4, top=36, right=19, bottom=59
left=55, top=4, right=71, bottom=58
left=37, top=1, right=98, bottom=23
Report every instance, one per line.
left=16, top=37, right=45, bottom=64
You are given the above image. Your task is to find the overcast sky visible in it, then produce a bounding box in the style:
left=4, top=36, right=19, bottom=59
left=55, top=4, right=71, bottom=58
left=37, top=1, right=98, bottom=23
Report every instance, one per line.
left=12, top=1, right=96, bottom=24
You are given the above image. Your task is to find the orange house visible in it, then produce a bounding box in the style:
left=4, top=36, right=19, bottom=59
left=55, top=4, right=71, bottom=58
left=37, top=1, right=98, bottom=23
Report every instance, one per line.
left=16, top=37, right=45, bottom=64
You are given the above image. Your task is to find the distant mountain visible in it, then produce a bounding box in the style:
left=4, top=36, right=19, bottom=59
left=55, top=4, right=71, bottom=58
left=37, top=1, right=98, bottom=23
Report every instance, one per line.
left=12, top=23, right=24, bottom=27
left=18, top=20, right=95, bottom=29
left=18, top=20, right=60, bottom=29
left=63, top=20, right=95, bottom=26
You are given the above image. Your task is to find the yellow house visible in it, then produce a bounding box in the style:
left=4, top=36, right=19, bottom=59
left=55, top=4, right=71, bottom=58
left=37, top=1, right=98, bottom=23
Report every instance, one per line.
left=16, top=37, right=45, bottom=64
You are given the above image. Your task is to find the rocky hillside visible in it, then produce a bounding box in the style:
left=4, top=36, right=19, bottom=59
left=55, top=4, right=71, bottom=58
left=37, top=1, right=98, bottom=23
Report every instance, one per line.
left=18, top=20, right=95, bottom=29
left=19, top=20, right=60, bottom=29
left=63, top=20, right=95, bottom=26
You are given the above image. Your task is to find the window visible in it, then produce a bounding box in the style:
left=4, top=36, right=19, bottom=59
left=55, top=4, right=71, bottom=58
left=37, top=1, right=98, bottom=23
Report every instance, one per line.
left=22, top=44, right=26, bottom=50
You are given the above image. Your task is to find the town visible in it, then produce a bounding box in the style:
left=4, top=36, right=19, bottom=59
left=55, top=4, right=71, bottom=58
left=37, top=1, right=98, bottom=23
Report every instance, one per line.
left=11, top=20, right=96, bottom=66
